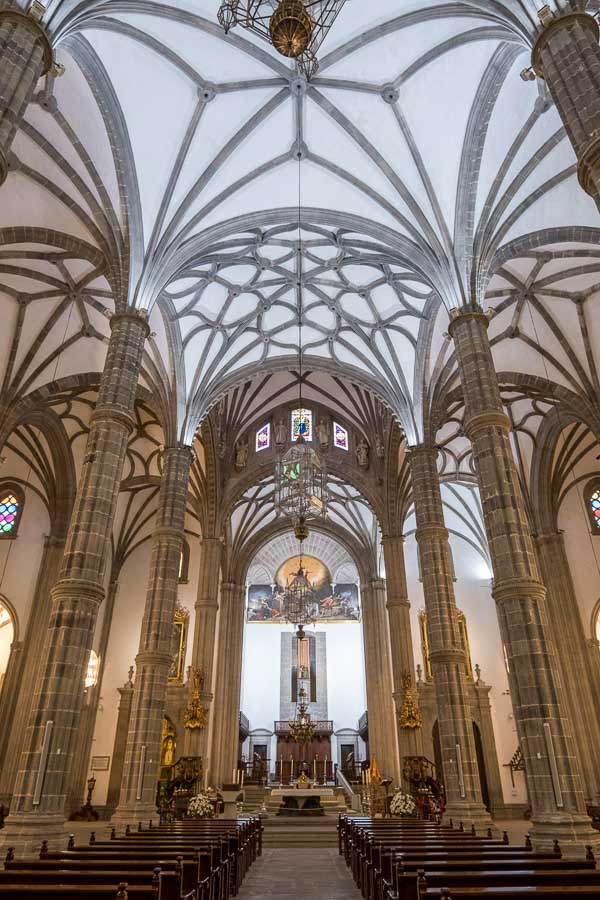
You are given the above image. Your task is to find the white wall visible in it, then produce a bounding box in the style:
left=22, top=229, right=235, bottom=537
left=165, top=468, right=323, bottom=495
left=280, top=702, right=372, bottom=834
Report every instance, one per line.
left=240, top=619, right=367, bottom=770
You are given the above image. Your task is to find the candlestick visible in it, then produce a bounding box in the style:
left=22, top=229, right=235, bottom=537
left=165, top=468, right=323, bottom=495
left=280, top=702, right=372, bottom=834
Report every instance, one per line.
left=241, top=769, right=244, bottom=786
left=233, top=768, right=236, bottom=784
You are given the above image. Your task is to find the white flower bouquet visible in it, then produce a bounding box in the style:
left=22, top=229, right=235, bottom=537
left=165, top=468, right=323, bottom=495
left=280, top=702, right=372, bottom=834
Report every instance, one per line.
left=390, top=789, right=416, bottom=817
left=187, top=793, right=215, bottom=819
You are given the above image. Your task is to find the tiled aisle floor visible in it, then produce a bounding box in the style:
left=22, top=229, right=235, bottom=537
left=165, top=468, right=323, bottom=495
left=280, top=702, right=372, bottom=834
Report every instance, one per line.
left=237, top=848, right=362, bottom=899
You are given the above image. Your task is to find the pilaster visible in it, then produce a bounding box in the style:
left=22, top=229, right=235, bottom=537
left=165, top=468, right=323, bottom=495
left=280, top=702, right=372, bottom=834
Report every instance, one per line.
left=182, top=538, right=222, bottom=762
left=208, top=581, right=245, bottom=786
left=382, top=534, right=424, bottom=760
left=408, top=445, right=492, bottom=830
left=112, top=445, right=193, bottom=826
left=360, top=577, right=401, bottom=782
left=1, top=310, right=148, bottom=854
left=449, top=306, right=598, bottom=856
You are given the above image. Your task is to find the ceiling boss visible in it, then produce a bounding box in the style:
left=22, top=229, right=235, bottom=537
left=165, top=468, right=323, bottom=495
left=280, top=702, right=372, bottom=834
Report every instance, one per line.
left=217, top=0, right=349, bottom=78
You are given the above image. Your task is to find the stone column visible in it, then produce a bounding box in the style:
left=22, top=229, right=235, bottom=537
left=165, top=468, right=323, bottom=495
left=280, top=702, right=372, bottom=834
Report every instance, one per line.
left=0, top=6, right=52, bottom=185
left=0, top=534, right=64, bottom=807
left=449, top=306, right=598, bottom=854
left=360, top=578, right=401, bottom=782
left=531, top=11, right=600, bottom=208
left=208, top=581, right=245, bottom=786
left=408, top=446, right=491, bottom=829
left=1, top=310, right=148, bottom=852
left=382, top=535, right=424, bottom=760
left=112, top=445, right=193, bottom=825
left=535, top=531, right=600, bottom=804
left=182, top=538, right=221, bottom=763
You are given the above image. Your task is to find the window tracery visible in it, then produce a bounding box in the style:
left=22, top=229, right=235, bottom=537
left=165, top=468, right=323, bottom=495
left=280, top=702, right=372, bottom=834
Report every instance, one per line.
left=291, top=408, right=312, bottom=442
left=0, top=484, right=24, bottom=538
left=333, top=422, right=348, bottom=451
left=256, top=422, right=271, bottom=452
left=586, top=480, right=600, bottom=532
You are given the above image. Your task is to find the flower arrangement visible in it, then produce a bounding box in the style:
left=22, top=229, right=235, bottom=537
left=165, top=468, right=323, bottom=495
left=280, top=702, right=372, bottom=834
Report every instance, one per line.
left=390, top=789, right=416, bottom=817
left=187, top=793, right=215, bottom=819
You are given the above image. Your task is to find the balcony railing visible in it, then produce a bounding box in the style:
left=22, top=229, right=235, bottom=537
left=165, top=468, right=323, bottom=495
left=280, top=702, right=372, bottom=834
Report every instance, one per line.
left=274, top=720, right=333, bottom=736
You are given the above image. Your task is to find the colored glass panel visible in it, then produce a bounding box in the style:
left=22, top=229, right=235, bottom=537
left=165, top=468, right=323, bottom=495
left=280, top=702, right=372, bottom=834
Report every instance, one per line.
left=0, top=494, right=19, bottom=534
left=591, top=488, right=600, bottom=528
left=333, top=422, right=348, bottom=451
left=256, top=422, right=271, bottom=452
left=291, top=408, right=313, bottom=442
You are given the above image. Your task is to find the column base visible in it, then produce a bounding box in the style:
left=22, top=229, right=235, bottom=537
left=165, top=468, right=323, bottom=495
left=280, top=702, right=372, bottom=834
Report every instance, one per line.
left=529, top=813, right=600, bottom=859
left=111, top=804, right=158, bottom=832
left=0, top=813, right=66, bottom=857
left=444, top=802, right=498, bottom=836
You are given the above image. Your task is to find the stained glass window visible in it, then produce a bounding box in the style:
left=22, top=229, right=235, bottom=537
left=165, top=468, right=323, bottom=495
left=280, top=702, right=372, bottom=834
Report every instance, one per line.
left=0, top=490, right=20, bottom=536
left=256, top=422, right=271, bottom=452
left=291, top=408, right=312, bottom=442
left=589, top=486, right=600, bottom=529
left=333, top=422, right=348, bottom=451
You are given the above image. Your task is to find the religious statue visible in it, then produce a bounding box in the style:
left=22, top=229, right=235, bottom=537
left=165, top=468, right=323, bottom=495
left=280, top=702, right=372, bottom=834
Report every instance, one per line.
left=274, top=418, right=287, bottom=447
left=317, top=418, right=329, bottom=450
left=235, top=438, right=248, bottom=470
left=356, top=438, right=369, bottom=468
left=375, top=434, right=385, bottom=458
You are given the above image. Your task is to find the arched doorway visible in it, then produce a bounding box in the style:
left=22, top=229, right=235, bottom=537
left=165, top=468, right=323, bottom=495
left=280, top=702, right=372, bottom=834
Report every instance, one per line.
left=472, top=721, right=490, bottom=811
left=432, top=719, right=490, bottom=810
left=0, top=599, right=16, bottom=696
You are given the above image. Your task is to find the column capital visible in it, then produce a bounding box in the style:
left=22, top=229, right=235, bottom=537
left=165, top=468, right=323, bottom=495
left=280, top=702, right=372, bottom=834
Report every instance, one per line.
left=109, top=308, right=150, bottom=336
left=492, top=577, right=546, bottom=605
left=447, top=305, right=488, bottom=337
left=50, top=578, right=105, bottom=607
left=532, top=12, right=598, bottom=78
left=381, top=533, right=406, bottom=546
left=415, top=524, right=449, bottom=543
left=0, top=9, right=52, bottom=73
left=90, top=405, right=137, bottom=431
left=161, top=443, right=194, bottom=463
left=463, top=410, right=512, bottom=439
left=134, top=650, right=173, bottom=668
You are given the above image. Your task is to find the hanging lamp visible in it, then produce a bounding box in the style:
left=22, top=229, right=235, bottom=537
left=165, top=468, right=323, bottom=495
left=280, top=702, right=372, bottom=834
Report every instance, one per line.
left=217, top=0, right=348, bottom=79
left=274, top=145, right=327, bottom=541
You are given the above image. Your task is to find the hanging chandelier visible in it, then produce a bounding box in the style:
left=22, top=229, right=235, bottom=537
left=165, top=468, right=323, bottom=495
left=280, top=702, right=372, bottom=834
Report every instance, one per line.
left=288, top=656, right=316, bottom=744
left=217, top=0, right=348, bottom=79
left=282, top=560, right=316, bottom=635
left=274, top=126, right=327, bottom=541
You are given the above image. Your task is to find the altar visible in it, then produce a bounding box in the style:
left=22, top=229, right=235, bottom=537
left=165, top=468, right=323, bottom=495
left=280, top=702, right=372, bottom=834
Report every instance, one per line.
left=271, top=787, right=334, bottom=816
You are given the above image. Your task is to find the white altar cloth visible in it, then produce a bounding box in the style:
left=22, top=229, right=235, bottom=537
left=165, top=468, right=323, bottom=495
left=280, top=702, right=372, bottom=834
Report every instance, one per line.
left=271, top=788, right=334, bottom=799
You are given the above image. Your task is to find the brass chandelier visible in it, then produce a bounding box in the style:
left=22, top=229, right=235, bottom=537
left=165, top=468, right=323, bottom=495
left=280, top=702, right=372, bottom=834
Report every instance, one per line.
left=274, top=137, right=327, bottom=541
left=217, top=0, right=348, bottom=79
left=282, top=559, right=316, bottom=636
left=288, top=661, right=316, bottom=744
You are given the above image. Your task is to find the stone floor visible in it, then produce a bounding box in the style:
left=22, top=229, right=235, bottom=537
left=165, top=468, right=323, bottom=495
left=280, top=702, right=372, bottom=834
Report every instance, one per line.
left=237, top=848, right=361, bottom=899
